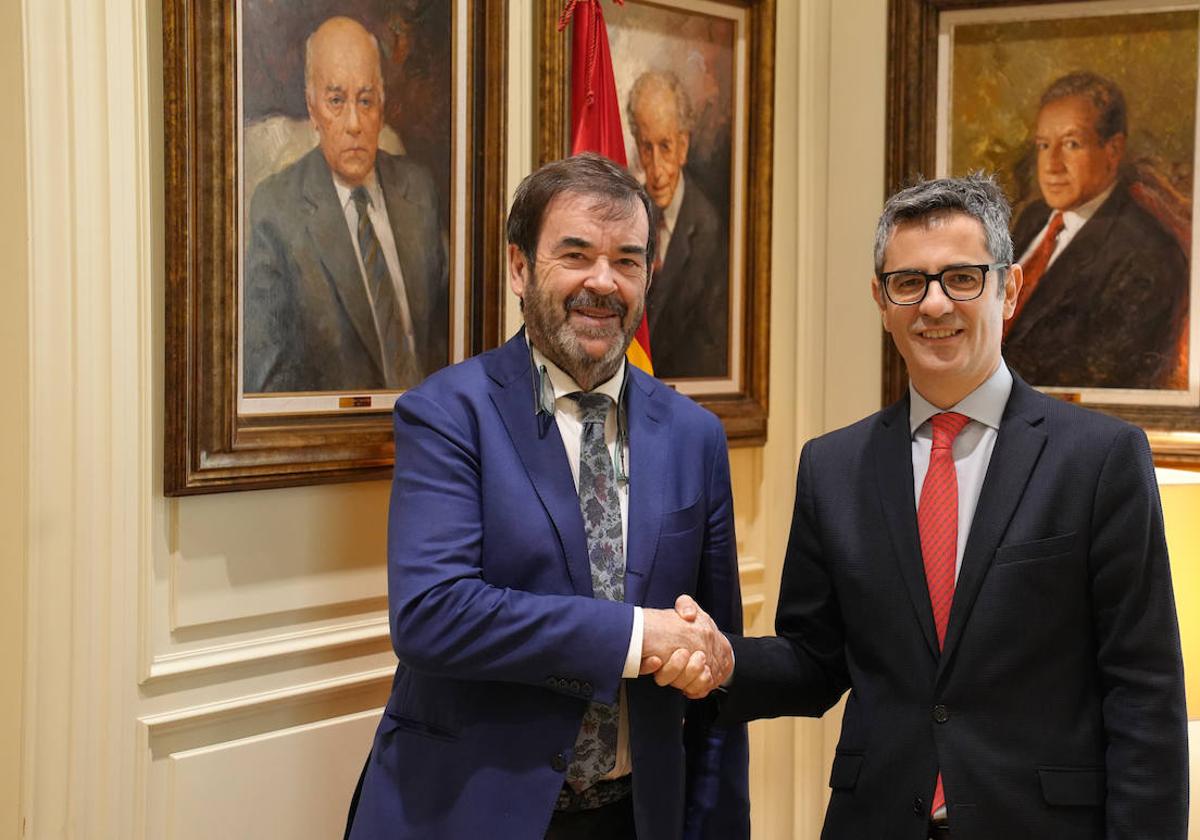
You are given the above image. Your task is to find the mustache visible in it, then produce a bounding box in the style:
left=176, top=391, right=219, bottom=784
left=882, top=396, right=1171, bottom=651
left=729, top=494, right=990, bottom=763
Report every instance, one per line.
left=564, top=291, right=627, bottom=318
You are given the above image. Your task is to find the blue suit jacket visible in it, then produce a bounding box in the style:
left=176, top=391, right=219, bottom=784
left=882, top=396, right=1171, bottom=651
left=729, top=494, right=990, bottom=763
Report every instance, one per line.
left=346, top=332, right=750, bottom=839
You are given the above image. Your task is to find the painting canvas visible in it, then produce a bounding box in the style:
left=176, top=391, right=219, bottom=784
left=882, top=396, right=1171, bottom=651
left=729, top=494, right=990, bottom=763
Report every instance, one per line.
left=605, top=0, right=740, bottom=384
left=163, top=0, right=505, bottom=493
left=941, top=5, right=1199, bottom=406
left=238, top=0, right=458, bottom=414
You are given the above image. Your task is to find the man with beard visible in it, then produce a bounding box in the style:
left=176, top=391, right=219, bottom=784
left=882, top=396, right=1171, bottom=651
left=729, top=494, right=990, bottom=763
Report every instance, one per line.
left=344, top=153, right=749, bottom=840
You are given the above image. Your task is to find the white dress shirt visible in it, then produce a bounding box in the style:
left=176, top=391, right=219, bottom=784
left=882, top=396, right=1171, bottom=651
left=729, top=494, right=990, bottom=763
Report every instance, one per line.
left=1018, top=181, right=1116, bottom=271
left=909, top=362, right=1014, bottom=578
left=333, top=173, right=417, bottom=354
left=530, top=340, right=643, bottom=779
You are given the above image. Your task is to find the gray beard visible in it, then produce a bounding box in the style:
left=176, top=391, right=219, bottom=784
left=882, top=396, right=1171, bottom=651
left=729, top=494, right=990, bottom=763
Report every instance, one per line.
left=524, top=287, right=642, bottom=391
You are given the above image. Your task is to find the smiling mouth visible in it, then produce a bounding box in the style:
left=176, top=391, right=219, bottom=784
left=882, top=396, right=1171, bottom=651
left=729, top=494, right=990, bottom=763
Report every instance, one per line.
left=570, top=307, right=619, bottom=323
left=920, top=328, right=962, bottom=340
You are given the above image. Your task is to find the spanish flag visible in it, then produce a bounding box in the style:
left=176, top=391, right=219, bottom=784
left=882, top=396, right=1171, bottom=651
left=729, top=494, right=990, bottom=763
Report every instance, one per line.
left=559, top=0, right=654, bottom=375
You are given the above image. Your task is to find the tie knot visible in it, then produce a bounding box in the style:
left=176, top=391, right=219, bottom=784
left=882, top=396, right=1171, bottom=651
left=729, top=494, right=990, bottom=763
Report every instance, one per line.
left=351, top=185, right=372, bottom=212
left=930, top=412, right=970, bottom=450
left=570, top=392, right=610, bottom=426
left=1046, top=211, right=1065, bottom=239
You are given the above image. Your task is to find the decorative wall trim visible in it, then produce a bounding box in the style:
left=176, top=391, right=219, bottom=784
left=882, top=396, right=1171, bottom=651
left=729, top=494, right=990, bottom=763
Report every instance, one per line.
left=140, top=667, right=394, bottom=734
left=144, top=615, right=392, bottom=684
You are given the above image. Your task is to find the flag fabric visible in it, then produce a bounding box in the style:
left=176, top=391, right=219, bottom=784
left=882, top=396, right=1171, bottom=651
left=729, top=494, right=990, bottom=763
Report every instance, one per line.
left=558, top=0, right=654, bottom=374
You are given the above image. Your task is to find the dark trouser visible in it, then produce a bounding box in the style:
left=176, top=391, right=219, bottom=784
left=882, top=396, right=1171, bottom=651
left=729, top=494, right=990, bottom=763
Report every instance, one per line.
left=544, top=794, right=635, bottom=839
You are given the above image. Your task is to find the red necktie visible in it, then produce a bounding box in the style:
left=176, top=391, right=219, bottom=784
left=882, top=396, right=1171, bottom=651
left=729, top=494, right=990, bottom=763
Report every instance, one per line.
left=918, top=411, right=971, bottom=815
left=1005, top=212, right=1064, bottom=338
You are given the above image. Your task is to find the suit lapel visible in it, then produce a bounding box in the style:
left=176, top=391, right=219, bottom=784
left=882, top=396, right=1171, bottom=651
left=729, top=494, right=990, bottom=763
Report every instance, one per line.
left=938, top=375, right=1047, bottom=680
left=623, top=372, right=668, bottom=606
left=488, top=335, right=594, bottom=596
left=1007, top=185, right=1127, bottom=344
left=873, top=396, right=940, bottom=659
left=378, top=156, right=431, bottom=329
left=302, top=152, right=384, bottom=379
left=660, top=188, right=696, bottom=281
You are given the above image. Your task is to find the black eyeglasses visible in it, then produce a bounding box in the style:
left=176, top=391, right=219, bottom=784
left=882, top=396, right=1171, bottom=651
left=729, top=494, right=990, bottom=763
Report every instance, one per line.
left=877, top=263, right=1008, bottom=306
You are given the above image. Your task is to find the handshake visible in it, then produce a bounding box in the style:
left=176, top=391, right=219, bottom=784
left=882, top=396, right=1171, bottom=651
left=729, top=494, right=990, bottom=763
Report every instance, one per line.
left=639, top=595, right=731, bottom=700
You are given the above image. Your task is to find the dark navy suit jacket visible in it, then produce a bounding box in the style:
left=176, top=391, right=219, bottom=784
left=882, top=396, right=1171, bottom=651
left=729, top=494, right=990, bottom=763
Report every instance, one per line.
left=1004, top=179, right=1188, bottom=390
left=346, top=332, right=750, bottom=839
left=647, top=176, right=730, bottom=379
left=722, top=372, right=1187, bottom=839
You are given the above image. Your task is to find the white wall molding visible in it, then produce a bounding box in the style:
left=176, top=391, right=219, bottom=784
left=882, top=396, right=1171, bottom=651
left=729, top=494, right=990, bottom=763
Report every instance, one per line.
left=23, top=0, right=155, bottom=836
left=139, top=667, right=394, bottom=736
left=145, top=616, right=393, bottom=683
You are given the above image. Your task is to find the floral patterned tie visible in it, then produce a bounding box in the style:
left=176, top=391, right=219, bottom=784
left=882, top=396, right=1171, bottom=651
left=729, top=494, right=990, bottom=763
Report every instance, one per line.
left=564, top=392, right=624, bottom=794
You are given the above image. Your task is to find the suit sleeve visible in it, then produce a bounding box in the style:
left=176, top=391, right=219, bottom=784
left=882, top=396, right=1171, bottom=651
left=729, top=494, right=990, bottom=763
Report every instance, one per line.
left=719, top=441, right=851, bottom=723
left=386, top=389, right=634, bottom=704
left=242, top=186, right=296, bottom=393
left=682, top=420, right=750, bottom=839
left=1089, top=427, right=1188, bottom=838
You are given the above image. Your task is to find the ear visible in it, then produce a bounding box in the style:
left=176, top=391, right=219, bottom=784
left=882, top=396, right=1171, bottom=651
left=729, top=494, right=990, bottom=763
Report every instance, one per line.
left=678, top=131, right=690, bottom=166
left=1002, top=263, right=1023, bottom=319
left=870, top=276, right=887, bottom=313
left=507, top=243, right=530, bottom=300
left=1104, top=132, right=1126, bottom=168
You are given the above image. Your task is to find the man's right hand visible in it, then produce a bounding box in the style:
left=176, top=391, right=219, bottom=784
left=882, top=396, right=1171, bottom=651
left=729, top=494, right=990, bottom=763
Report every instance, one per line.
left=640, top=595, right=732, bottom=699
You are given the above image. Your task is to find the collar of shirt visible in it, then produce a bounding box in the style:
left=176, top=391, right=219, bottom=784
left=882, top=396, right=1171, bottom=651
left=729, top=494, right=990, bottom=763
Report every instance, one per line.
left=1060, top=179, right=1116, bottom=238
left=528, top=338, right=625, bottom=411
left=908, top=361, right=1013, bottom=437
left=1020, top=180, right=1117, bottom=263
left=661, top=174, right=686, bottom=237
left=333, top=170, right=384, bottom=216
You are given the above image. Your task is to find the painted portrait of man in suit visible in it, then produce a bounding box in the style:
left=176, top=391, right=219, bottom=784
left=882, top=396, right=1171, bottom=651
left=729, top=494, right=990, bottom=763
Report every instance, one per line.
left=944, top=9, right=1198, bottom=397
left=241, top=6, right=450, bottom=395
left=627, top=71, right=729, bottom=379
left=605, top=2, right=739, bottom=383
left=1003, top=71, right=1189, bottom=390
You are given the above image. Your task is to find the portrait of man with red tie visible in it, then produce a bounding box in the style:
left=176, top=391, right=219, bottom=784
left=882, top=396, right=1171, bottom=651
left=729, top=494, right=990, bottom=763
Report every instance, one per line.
left=1003, top=71, right=1190, bottom=391
left=707, top=174, right=1188, bottom=839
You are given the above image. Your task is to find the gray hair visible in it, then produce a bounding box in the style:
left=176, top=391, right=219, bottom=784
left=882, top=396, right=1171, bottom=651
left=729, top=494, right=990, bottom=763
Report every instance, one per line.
left=303, top=19, right=384, bottom=102
left=626, top=71, right=694, bottom=138
left=873, top=174, right=1014, bottom=291
left=1040, top=71, right=1126, bottom=141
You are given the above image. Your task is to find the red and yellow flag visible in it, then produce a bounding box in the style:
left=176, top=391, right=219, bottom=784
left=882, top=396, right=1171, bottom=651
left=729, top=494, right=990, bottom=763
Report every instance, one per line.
left=559, top=0, right=654, bottom=375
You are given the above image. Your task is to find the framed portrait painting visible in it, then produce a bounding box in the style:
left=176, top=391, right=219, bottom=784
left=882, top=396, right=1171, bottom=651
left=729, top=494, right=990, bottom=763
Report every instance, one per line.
left=164, top=0, right=507, bottom=494
left=888, top=0, right=1200, bottom=466
left=538, top=0, right=776, bottom=446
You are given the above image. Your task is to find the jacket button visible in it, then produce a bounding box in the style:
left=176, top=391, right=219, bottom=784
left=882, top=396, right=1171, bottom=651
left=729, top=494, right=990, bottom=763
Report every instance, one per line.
left=551, top=753, right=567, bottom=772
left=545, top=676, right=557, bottom=689
left=912, top=796, right=924, bottom=815
left=569, top=679, right=581, bottom=694
left=932, top=704, right=949, bottom=724
left=581, top=682, right=594, bottom=697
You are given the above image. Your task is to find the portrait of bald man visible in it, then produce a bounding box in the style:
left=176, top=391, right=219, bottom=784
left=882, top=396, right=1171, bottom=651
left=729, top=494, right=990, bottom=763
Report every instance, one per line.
left=243, top=15, right=448, bottom=394
left=1003, top=71, right=1189, bottom=390
left=626, top=71, right=730, bottom=380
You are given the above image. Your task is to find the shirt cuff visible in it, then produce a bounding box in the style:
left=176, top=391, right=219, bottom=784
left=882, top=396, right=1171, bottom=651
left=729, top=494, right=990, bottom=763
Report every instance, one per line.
left=622, top=607, right=644, bottom=679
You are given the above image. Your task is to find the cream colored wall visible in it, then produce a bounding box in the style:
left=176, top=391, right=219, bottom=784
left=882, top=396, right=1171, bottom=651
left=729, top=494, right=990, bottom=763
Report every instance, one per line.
left=1, top=0, right=28, bottom=835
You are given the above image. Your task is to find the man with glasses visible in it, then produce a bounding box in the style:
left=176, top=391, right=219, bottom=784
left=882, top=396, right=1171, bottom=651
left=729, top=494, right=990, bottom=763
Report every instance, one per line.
left=699, top=175, right=1188, bottom=838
